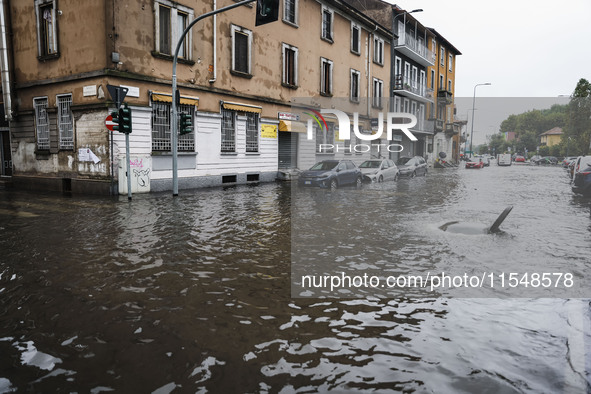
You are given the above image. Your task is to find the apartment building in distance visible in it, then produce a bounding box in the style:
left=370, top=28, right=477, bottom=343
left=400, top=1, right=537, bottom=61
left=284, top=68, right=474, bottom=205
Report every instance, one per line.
left=428, top=28, right=463, bottom=163
left=0, top=0, right=393, bottom=194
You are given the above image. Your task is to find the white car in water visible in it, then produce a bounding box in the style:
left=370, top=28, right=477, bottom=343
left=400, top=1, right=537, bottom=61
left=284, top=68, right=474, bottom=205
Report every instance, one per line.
left=358, top=159, right=399, bottom=182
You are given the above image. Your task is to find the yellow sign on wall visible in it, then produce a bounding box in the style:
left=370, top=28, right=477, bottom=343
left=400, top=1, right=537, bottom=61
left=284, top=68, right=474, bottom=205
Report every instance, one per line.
left=261, top=124, right=277, bottom=139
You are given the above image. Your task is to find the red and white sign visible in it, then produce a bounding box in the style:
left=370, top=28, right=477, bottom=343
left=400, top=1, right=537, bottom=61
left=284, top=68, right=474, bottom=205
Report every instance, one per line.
left=105, top=114, right=116, bottom=131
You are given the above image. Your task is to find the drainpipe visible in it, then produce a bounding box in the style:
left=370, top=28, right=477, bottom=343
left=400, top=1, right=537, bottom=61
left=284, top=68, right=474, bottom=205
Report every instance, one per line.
left=0, top=0, right=13, bottom=121
left=208, top=0, right=217, bottom=83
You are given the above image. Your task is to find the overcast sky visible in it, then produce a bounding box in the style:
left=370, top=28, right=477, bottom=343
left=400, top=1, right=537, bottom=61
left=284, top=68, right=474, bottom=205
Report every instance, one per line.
left=388, top=0, right=591, bottom=144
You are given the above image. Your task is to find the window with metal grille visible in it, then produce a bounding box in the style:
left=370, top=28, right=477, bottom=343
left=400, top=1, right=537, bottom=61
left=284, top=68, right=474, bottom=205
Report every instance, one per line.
left=35, top=0, right=58, bottom=58
left=221, top=109, right=236, bottom=152
left=34, top=97, right=50, bottom=151
left=57, top=94, right=74, bottom=150
left=315, top=123, right=334, bottom=153
left=246, top=113, right=259, bottom=152
left=151, top=101, right=195, bottom=152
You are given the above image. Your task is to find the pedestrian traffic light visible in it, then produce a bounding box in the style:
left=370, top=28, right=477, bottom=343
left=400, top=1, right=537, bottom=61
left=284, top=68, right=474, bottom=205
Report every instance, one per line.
left=119, top=103, right=132, bottom=134
left=255, top=0, right=279, bottom=26
left=179, top=112, right=193, bottom=135
left=110, top=110, right=120, bottom=132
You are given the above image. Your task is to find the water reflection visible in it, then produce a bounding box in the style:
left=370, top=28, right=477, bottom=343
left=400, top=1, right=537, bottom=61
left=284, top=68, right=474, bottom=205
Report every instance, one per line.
left=0, top=165, right=590, bottom=392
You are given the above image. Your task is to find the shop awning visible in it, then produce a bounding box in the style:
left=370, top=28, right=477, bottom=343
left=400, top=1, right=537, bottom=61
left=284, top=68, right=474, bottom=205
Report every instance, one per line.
left=222, top=101, right=262, bottom=114
left=151, top=91, right=199, bottom=106
left=279, top=120, right=307, bottom=133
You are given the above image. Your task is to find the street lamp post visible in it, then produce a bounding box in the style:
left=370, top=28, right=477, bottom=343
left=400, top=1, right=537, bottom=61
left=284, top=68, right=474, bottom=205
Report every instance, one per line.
left=469, top=82, right=491, bottom=157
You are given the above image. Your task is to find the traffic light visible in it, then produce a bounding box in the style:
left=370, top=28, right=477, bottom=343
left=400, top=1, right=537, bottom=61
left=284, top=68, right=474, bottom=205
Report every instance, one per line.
left=179, top=112, right=193, bottom=135
left=255, top=0, right=279, bottom=26
left=119, top=103, right=132, bottom=134
left=110, top=110, right=120, bottom=132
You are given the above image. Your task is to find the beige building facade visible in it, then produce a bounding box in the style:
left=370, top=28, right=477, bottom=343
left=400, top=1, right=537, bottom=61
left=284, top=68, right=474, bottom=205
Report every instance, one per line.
left=1, top=0, right=393, bottom=194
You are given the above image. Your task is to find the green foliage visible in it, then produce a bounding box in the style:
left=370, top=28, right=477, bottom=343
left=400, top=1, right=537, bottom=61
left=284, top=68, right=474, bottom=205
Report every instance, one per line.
left=538, top=145, right=550, bottom=156
left=564, top=78, right=591, bottom=155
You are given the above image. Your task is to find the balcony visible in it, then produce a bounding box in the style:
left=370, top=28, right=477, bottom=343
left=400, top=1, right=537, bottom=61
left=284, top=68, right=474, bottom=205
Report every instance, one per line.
left=444, top=123, right=458, bottom=136
left=393, top=74, right=433, bottom=103
left=437, top=89, right=453, bottom=105
left=395, top=32, right=435, bottom=67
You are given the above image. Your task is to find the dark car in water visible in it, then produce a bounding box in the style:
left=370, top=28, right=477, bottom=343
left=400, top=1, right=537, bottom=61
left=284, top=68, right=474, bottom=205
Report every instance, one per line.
left=298, top=160, right=362, bottom=189
left=572, top=156, right=591, bottom=195
left=396, top=156, right=427, bottom=177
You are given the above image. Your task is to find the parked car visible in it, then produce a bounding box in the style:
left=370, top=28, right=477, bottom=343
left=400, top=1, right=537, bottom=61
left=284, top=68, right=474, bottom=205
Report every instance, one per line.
left=396, top=156, right=427, bottom=177
left=572, top=156, right=591, bottom=195
left=359, top=159, right=399, bottom=182
left=480, top=155, right=491, bottom=167
left=514, top=155, right=526, bottom=163
left=532, top=156, right=552, bottom=165
left=298, top=160, right=362, bottom=189
left=545, top=156, right=558, bottom=164
left=562, top=157, right=578, bottom=168
left=465, top=157, right=484, bottom=169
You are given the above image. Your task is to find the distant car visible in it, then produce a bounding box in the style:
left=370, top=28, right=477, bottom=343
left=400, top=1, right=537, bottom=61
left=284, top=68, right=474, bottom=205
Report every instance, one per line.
left=480, top=156, right=491, bottom=167
left=572, top=156, right=591, bottom=195
left=396, top=156, right=427, bottom=177
left=298, top=160, right=362, bottom=189
left=465, top=157, right=484, bottom=169
left=562, top=157, right=578, bottom=168
left=544, top=156, right=558, bottom=164
left=359, top=159, right=399, bottom=182
left=532, top=156, right=552, bottom=165
left=515, top=155, right=526, bottom=162
left=498, top=153, right=512, bottom=166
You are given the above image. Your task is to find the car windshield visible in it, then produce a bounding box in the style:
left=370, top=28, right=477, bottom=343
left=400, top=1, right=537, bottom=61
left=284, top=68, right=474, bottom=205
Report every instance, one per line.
left=396, top=157, right=412, bottom=165
left=359, top=161, right=381, bottom=168
left=309, top=161, right=338, bottom=171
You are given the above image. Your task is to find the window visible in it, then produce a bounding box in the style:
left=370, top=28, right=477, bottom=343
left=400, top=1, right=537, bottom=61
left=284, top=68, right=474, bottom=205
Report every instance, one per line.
left=57, top=94, right=74, bottom=150
left=282, top=43, right=298, bottom=87
left=316, top=123, right=334, bottom=153
left=373, top=78, right=383, bottom=108
left=439, top=74, right=444, bottom=90
left=350, top=69, right=360, bottom=102
left=320, top=58, right=333, bottom=96
left=448, top=54, right=453, bottom=72
left=154, top=1, right=194, bottom=59
left=283, top=0, right=297, bottom=25
left=430, top=70, right=435, bottom=89
left=34, top=97, right=50, bottom=151
left=221, top=109, right=236, bottom=152
left=440, top=47, right=445, bottom=66
left=321, top=7, right=333, bottom=41
left=232, top=25, right=252, bottom=75
left=152, top=100, right=195, bottom=152
left=373, top=37, right=384, bottom=65
left=246, top=113, right=259, bottom=152
left=35, top=0, right=58, bottom=58
left=351, top=23, right=360, bottom=54
left=448, top=79, right=452, bottom=92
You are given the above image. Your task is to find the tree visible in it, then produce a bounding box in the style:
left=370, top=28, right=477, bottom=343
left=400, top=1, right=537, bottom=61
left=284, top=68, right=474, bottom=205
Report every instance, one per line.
left=565, top=78, right=591, bottom=155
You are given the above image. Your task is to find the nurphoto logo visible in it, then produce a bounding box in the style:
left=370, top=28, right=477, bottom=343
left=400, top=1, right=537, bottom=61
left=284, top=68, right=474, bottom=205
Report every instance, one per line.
left=304, top=108, right=418, bottom=154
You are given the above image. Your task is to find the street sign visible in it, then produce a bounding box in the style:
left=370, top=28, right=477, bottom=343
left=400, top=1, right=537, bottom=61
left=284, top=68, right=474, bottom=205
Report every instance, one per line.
left=106, top=85, right=129, bottom=109
left=105, top=114, right=116, bottom=131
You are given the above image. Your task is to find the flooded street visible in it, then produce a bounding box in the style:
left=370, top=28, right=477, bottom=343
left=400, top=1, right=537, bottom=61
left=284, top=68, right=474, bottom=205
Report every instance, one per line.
left=1, top=164, right=591, bottom=393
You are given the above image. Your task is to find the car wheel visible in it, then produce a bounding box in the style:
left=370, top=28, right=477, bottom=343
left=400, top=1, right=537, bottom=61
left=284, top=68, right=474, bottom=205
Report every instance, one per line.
left=330, top=179, right=338, bottom=190
left=394, top=173, right=399, bottom=182
left=378, top=175, right=383, bottom=183
left=356, top=177, right=363, bottom=188
left=411, top=171, right=416, bottom=178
